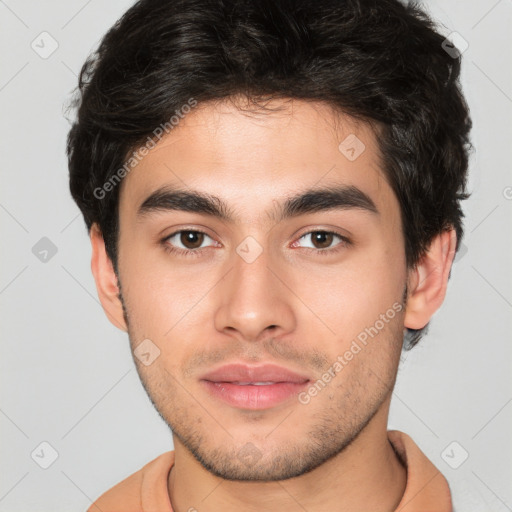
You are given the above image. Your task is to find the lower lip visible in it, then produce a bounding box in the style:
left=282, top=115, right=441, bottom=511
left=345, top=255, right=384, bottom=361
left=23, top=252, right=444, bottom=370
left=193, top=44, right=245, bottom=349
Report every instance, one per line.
left=201, top=380, right=309, bottom=410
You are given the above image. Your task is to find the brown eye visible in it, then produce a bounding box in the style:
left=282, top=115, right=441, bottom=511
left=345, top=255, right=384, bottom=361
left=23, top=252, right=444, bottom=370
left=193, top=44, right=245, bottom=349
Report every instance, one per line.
left=180, top=231, right=205, bottom=249
left=164, top=230, right=215, bottom=252
left=293, top=230, right=350, bottom=253
left=310, top=231, right=334, bottom=249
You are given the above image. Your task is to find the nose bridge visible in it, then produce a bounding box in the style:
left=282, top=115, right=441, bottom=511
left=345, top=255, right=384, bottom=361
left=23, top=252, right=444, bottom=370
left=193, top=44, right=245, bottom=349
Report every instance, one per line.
left=213, top=237, right=296, bottom=341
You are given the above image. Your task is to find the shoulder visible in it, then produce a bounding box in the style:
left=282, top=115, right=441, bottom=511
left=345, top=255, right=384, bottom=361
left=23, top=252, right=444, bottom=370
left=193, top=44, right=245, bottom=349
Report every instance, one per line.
left=387, top=430, right=452, bottom=512
left=87, top=451, right=175, bottom=512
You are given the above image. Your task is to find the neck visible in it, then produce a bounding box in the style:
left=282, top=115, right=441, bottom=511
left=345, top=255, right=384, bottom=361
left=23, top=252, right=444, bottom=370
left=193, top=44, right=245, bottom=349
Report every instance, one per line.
left=168, top=406, right=406, bottom=512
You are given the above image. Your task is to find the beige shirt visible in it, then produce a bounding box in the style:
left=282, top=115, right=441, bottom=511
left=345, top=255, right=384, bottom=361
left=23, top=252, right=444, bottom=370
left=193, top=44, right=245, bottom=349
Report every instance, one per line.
left=88, top=430, right=452, bottom=512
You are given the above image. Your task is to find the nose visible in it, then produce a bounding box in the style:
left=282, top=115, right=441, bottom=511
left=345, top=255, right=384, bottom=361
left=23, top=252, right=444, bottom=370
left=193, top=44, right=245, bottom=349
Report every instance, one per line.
left=213, top=243, right=296, bottom=343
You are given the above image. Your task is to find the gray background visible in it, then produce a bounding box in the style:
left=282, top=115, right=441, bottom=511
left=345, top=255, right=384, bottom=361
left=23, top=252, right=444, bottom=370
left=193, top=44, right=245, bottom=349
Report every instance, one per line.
left=1, top=0, right=511, bottom=510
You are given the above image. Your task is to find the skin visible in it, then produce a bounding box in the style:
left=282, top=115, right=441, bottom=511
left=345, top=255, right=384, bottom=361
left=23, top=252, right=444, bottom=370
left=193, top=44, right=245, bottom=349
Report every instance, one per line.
left=90, top=96, right=457, bottom=512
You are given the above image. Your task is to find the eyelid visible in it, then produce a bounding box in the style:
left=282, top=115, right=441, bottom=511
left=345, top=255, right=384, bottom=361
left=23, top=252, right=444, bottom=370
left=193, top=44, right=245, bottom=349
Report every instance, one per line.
left=161, top=224, right=216, bottom=240
left=293, top=225, right=351, bottom=240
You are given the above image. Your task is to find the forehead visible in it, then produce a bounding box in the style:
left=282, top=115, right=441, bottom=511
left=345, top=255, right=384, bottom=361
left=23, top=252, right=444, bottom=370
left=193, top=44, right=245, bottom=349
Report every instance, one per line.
left=118, top=98, right=397, bottom=225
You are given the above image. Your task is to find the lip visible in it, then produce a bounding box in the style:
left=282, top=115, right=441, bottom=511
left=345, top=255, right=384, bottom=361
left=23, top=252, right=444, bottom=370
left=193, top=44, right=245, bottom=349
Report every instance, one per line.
left=200, top=363, right=310, bottom=384
left=200, top=363, right=310, bottom=410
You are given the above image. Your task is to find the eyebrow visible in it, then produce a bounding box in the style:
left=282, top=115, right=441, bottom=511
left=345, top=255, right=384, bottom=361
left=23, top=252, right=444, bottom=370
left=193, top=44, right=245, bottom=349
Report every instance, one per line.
left=137, top=184, right=379, bottom=223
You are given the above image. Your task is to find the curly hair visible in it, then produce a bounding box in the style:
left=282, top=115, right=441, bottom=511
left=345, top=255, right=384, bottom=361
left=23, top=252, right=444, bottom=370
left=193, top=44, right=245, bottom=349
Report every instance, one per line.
left=66, top=0, right=472, bottom=349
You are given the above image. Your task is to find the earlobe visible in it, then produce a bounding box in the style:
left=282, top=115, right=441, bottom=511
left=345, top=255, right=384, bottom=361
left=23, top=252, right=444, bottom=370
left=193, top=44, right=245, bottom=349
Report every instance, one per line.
left=403, top=229, right=458, bottom=330
left=90, top=224, right=128, bottom=332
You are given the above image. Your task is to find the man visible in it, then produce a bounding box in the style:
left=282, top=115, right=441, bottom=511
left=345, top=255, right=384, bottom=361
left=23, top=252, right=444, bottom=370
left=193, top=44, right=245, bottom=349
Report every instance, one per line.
left=66, top=0, right=472, bottom=510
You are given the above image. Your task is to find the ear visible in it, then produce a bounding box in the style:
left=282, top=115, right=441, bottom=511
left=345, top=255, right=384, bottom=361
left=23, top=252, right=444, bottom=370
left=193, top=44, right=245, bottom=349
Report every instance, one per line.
left=90, top=224, right=128, bottom=332
left=404, top=228, right=457, bottom=330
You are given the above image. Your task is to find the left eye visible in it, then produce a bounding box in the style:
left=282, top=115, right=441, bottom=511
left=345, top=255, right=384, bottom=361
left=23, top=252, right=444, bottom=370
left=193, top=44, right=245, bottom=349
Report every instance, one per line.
left=293, top=231, right=348, bottom=250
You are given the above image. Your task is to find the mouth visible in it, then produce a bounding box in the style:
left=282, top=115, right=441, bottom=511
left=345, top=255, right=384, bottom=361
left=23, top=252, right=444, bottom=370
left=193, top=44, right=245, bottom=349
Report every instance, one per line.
left=200, top=363, right=310, bottom=410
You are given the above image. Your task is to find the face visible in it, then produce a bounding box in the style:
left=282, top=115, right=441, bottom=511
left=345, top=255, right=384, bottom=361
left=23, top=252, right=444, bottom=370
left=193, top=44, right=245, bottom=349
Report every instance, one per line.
left=114, top=97, right=409, bottom=481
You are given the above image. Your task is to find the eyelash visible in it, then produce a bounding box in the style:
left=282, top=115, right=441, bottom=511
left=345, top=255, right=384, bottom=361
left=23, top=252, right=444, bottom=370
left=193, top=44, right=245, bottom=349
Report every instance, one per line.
left=161, top=229, right=351, bottom=258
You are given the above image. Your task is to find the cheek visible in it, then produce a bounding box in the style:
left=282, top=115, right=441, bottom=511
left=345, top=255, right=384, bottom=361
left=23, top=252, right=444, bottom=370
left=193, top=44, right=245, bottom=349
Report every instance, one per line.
left=119, top=239, right=198, bottom=322
left=291, top=251, right=405, bottom=342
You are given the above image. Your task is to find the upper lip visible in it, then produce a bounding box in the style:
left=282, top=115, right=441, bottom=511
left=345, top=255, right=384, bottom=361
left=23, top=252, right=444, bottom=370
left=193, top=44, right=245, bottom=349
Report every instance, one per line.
left=200, top=363, right=310, bottom=384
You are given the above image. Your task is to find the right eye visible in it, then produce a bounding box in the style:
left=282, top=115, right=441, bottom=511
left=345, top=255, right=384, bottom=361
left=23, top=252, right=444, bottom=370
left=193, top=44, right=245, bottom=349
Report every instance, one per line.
left=162, top=229, right=219, bottom=257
